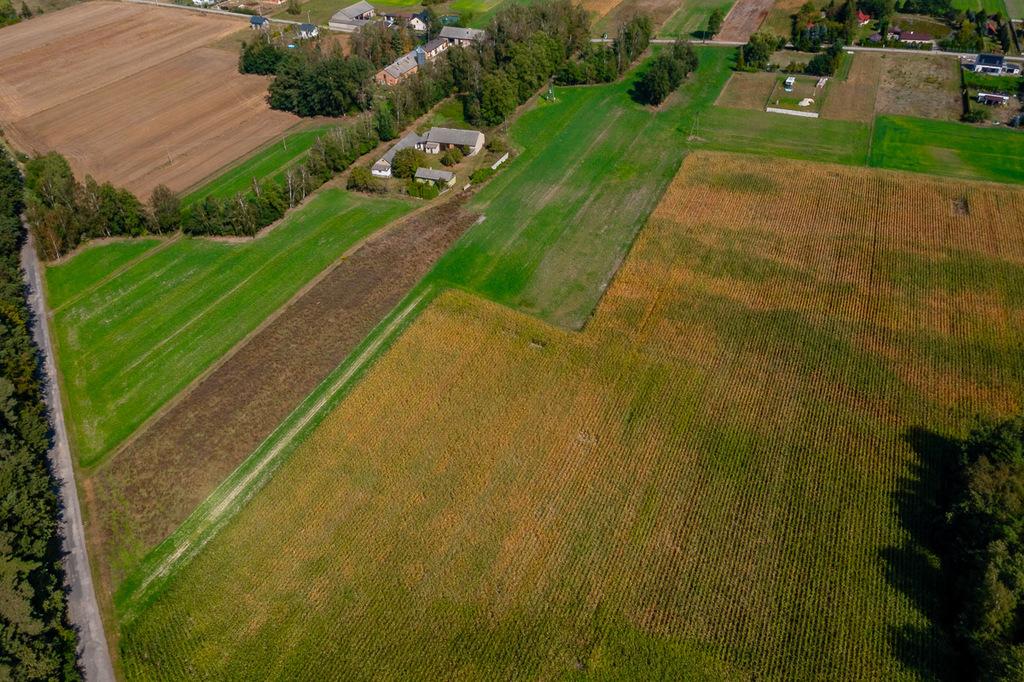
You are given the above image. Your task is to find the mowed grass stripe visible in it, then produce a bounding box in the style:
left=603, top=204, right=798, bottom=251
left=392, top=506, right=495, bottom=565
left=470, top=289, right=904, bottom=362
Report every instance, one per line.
left=49, top=190, right=413, bottom=466
left=46, top=238, right=162, bottom=311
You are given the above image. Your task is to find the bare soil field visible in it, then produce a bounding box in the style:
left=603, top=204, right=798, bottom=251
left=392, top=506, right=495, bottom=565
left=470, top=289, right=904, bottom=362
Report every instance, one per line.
left=875, top=52, right=962, bottom=120
left=595, top=0, right=684, bottom=34
left=0, top=2, right=300, bottom=197
left=822, top=52, right=882, bottom=122
left=86, top=197, right=479, bottom=595
left=715, top=71, right=778, bottom=109
left=718, top=0, right=775, bottom=41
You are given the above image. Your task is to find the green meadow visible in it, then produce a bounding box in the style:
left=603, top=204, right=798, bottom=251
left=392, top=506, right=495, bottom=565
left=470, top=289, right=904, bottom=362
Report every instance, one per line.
left=869, top=115, right=1024, bottom=184
left=660, top=0, right=734, bottom=38
left=182, top=125, right=334, bottom=206
left=47, top=190, right=412, bottom=466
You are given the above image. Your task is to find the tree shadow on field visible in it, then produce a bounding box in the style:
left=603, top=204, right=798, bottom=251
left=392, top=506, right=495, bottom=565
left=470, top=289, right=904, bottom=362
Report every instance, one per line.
left=879, top=426, right=965, bottom=681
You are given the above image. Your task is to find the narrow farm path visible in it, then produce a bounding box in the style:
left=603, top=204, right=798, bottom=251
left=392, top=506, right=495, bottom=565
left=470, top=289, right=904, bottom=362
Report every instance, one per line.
left=21, top=232, right=115, bottom=682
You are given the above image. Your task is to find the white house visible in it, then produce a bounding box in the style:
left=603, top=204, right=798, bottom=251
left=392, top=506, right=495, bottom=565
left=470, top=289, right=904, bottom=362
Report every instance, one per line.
left=298, top=23, right=319, bottom=39
left=973, top=53, right=1022, bottom=75
left=249, top=15, right=269, bottom=29
left=372, top=127, right=484, bottom=177
left=408, top=13, right=428, bottom=31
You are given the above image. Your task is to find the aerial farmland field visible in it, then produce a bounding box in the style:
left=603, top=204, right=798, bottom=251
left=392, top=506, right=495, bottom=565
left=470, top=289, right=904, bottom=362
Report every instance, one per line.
left=0, top=1, right=300, bottom=198
left=47, top=190, right=412, bottom=466
left=118, top=152, right=1024, bottom=679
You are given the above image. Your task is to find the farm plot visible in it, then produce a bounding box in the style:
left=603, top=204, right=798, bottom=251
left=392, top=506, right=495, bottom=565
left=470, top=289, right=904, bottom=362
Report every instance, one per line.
left=46, top=190, right=412, bottom=467
left=821, top=51, right=882, bottom=122
left=716, top=0, right=775, bottom=41
left=87, top=198, right=479, bottom=593
left=594, top=0, right=690, bottom=34
left=119, top=152, right=1024, bottom=679
left=660, top=0, right=735, bottom=38
left=870, top=115, right=1024, bottom=183
left=713, top=71, right=778, bottom=109
left=0, top=1, right=300, bottom=198
left=875, top=52, right=962, bottom=121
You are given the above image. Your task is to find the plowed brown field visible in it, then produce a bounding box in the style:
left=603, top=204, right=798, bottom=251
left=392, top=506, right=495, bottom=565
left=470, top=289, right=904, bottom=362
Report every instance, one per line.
left=717, top=0, right=775, bottom=41
left=0, top=2, right=299, bottom=197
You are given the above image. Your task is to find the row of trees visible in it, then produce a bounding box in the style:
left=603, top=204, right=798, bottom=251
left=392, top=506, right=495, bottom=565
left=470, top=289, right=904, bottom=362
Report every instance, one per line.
left=940, top=416, right=1024, bottom=679
left=634, top=41, right=699, bottom=105
left=556, top=16, right=654, bottom=86
left=23, top=154, right=179, bottom=260
left=0, top=146, right=81, bottom=679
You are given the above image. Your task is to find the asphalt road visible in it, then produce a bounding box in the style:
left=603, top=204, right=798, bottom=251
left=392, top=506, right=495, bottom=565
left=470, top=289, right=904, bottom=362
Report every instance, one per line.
left=21, top=232, right=115, bottom=682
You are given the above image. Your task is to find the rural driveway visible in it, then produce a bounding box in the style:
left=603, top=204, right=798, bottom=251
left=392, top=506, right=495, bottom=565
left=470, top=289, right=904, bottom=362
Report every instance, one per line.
left=21, top=232, right=115, bottom=682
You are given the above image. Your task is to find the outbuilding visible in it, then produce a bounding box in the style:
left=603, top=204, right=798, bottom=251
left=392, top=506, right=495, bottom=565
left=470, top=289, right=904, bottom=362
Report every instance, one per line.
left=439, top=25, right=486, bottom=46
left=977, top=91, right=1011, bottom=105
left=298, top=23, right=319, bottom=39
left=414, top=167, right=456, bottom=187
left=250, top=15, right=269, bottom=29
left=329, top=1, right=376, bottom=32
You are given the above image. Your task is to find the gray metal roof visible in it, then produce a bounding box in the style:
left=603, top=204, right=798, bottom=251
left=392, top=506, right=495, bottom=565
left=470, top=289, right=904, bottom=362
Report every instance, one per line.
left=424, top=37, right=447, bottom=53
left=439, top=26, right=486, bottom=41
left=977, top=53, right=1004, bottom=66
left=415, top=167, right=455, bottom=182
left=379, top=132, right=424, bottom=165
left=382, top=51, right=420, bottom=79
left=333, top=0, right=374, bottom=20
left=424, top=127, right=483, bottom=147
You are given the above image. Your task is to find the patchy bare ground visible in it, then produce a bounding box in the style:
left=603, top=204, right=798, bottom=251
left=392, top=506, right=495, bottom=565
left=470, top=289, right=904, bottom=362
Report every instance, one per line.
left=715, top=72, right=778, bottom=110
left=875, top=53, right=962, bottom=120
left=86, top=197, right=479, bottom=596
left=822, top=52, right=883, bottom=122
left=718, top=0, right=776, bottom=42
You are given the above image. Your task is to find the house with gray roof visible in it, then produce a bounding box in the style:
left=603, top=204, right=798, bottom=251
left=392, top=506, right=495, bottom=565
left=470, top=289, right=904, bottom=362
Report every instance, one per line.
left=329, top=0, right=376, bottom=32
left=375, top=47, right=424, bottom=86
left=415, top=167, right=456, bottom=186
left=439, top=26, right=486, bottom=46
left=371, top=127, right=485, bottom=177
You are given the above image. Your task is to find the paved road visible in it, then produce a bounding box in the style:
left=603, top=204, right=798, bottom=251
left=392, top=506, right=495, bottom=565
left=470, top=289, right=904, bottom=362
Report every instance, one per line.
left=21, top=232, right=115, bottom=682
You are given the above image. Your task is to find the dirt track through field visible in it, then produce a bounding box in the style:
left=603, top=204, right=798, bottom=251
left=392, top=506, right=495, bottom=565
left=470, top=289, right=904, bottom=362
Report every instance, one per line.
left=88, top=197, right=479, bottom=594
left=716, top=0, right=775, bottom=41
left=0, top=2, right=299, bottom=197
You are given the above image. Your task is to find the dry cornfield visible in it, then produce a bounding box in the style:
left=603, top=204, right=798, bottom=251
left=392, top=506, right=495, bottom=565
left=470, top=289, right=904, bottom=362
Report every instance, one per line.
left=120, top=152, right=1024, bottom=679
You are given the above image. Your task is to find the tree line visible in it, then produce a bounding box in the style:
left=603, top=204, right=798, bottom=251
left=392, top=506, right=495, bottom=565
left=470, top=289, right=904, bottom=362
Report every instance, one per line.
left=634, top=41, right=699, bottom=106
left=23, top=154, right=178, bottom=260
left=0, top=146, right=80, bottom=679
left=937, top=416, right=1024, bottom=679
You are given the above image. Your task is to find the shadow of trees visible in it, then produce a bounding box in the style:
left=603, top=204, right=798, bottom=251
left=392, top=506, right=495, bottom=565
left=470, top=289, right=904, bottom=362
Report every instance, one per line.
left=880, top=426, right=966, bottom=681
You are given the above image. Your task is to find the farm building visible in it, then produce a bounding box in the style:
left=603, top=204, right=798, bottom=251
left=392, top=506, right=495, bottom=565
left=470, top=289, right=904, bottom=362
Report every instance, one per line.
left=888, top=28, right=933, bottom=44
left=977, top=91, right=1011, bottom=105
left=372, top=127, right=485, bottom=177
left=972, top=54, right=1022, bottom=75
left=375, top=47, right=424, bottom=86
left=329, top=1, right=375, bottom=32
left=414, top=167, right=456, bottom=187
left=439, top=26, right=486, bottom=45
left=298, top=23, right=319, bottom=39
left=249, top=15, right=269, bottom=29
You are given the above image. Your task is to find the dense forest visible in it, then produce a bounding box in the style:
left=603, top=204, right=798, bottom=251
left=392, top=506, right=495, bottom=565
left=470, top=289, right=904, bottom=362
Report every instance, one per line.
left=0, top=146, right=80, bottom=678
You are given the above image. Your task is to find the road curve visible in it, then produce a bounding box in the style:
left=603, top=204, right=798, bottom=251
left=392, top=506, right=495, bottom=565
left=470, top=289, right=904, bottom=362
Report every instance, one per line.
left=21, top=232, right=116, bottom=682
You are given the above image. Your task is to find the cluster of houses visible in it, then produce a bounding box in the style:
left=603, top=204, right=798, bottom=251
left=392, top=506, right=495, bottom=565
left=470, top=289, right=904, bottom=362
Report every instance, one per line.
left=371, top=126, right=485, bottom=187
left=375, top=25, right=485, bottom=85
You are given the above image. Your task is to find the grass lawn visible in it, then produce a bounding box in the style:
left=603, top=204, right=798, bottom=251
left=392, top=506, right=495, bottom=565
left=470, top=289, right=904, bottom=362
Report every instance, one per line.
left=692, top=106, right=871, bottom=164
left=963, top=70, right=1023, bottom=93
left=46, top=239, right=161, bottom=311
left=951, top=0, right=1008, bottom=15
left=660, top=0, right=734, bottom=38
left=118, top=152, right=1024, bottom=679
left=435, top=47, right=735, bottom=329
left=1007, top=0, right=1024, bottom=18
left=869, top=115, right=1024, bottom=184
left=47, top=190, right=412, bottom=466
left=182, top=124, right=334, bottom=206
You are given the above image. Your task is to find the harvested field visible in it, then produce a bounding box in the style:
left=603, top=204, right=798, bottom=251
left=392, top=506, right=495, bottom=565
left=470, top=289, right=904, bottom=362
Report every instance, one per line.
left=821, top=51, right=882, bottom=122
left=875, top=52, right=962, bottom=120
left=595, top=0, right=686, bottom=34
left=46, top=190, right=411, bottom=466
left=714, top=71, right=777, bottom=109
left=87, top=197, right=479, bottom=593
left=0, top=2, right=300, bottom=197
left=660, top=0, right=735, bottom=38
left=119, top=151, right=1024, bottom=679
left=717, top=0, right=775, bottom=41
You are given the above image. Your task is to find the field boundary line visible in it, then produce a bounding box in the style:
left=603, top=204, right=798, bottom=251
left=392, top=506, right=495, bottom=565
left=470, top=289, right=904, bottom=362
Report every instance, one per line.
left=91, top=197, right=440, bottom=475
left=115, top=284, right=437, bottom=620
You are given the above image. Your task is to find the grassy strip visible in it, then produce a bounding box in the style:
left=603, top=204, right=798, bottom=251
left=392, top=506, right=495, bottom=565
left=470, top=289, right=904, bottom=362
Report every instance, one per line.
left=660, top=0, right=734, bottom=39
left=869, top=115, right=1024, bottom=183
left=48, top=191, right=413, bottom=466
left=181, top=125, right=334, bottom=207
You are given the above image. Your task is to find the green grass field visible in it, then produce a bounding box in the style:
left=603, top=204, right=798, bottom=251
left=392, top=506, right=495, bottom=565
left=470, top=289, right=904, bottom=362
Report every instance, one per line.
left=951, top=0, right=1008, bottom=15
left=118, top=152, right=1024, bottom=679
left=1007, top=0, right=1024, bottom=18
left=869, top=115, right=1024, bottom=184
left=660, top=0, right=734, bottom=38
left=47, top=191, right=412, bottom=466
left=182, top=125, right=333, bottom=206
